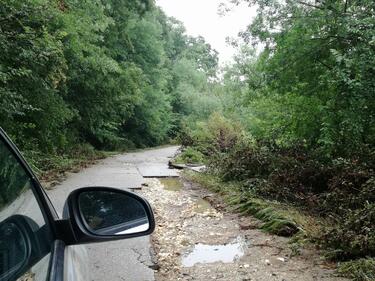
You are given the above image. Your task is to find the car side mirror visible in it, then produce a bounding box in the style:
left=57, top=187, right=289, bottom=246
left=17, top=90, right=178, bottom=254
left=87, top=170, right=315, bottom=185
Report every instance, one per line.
left=61, top=187, right=155, bottom=245
left=0, top=215, right=48, bottom=281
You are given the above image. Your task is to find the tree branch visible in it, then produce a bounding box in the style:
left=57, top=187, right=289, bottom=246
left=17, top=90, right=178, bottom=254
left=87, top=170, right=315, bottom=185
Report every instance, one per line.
left=297, top=1, right=324, bottom=10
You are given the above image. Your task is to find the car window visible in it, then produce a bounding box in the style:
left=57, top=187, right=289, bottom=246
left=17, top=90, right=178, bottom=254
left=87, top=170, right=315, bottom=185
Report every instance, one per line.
left=0, top=138, right=53, bottom=281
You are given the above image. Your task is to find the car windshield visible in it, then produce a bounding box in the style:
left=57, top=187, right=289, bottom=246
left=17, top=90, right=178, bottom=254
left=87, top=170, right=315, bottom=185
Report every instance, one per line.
left=0, top=140, right=32, bottom=214
left=0, top=137, right=53, bottom=281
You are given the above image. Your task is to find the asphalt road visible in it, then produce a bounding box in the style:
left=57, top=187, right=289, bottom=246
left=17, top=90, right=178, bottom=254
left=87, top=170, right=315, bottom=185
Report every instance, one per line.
left=47, top=145, right=180, bottom=281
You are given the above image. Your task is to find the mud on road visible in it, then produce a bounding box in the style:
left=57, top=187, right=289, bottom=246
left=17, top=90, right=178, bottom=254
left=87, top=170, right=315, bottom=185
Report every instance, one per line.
left=140, top=175, right=348, bottom=281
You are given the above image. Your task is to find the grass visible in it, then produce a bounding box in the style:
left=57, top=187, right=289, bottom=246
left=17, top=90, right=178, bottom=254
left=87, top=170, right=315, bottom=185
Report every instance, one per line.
left=23, top=144, right=115, bottom=187
left=183, top=171, right=316, bottom=237
left=337, top=258, right=375, bottom=281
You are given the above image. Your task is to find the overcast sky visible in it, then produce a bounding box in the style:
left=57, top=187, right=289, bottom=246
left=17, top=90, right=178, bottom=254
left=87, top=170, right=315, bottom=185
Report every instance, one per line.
left=156, top=0, right=256, bottom=65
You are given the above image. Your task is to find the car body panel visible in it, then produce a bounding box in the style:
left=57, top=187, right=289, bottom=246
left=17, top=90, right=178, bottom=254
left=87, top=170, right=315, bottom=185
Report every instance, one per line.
left=64, top=245, right=89, bottom=281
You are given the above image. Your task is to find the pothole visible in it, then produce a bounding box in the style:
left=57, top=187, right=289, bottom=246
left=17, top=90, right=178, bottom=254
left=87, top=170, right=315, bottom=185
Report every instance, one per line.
left=193, top=198, right=213, bottom=213
left=159, top=177, right=183, bottom=192
left=182, top=236, right=246, bottom=267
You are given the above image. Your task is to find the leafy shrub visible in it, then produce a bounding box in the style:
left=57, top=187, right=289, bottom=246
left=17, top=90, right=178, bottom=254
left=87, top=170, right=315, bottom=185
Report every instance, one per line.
left=23, top=143, right=106, bottom=178
left=210, top=139, right=272, bottom=181
left=181, top=112, right=244, bottom=156
left=177, top=123, right=196, bottom=147
left=174, top=147, right=205, bottom=164
left=320, top=164, right=374, bottom=216
left=321, top=203, right=375, bottom=260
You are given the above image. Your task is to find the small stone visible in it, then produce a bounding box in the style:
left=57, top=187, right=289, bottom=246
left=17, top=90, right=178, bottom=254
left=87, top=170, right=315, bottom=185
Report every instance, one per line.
left=148, top=264, right=160, bottom=270
left=277, top=257, right=286, bottom=262
left=244, top=264, right=250, bottom=268
left=265, top=259, right=271, bottom=265
left=239, top=222, right=254, bottom=230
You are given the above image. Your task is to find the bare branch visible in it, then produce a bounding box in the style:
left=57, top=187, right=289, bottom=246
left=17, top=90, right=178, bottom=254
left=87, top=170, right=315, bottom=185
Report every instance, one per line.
left=297, top=1, right=324, bottom=10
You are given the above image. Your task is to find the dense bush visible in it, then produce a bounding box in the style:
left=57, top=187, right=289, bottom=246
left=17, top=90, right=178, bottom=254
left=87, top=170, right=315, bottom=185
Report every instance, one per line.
left=322, top=204, right=375, bottom=260
left=189, top=113, right=242, bottom=154
left=174, top=147, right=205, bottom=165
left=181, top=111, right=375, bottom=261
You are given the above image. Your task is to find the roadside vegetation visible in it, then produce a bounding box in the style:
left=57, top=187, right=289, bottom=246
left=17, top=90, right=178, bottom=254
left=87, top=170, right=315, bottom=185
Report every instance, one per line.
left=1, top=0, right=218, bottom=173
left=176, top=1, right=375, bottom=280
left=1, top=0, right=374, bottom=280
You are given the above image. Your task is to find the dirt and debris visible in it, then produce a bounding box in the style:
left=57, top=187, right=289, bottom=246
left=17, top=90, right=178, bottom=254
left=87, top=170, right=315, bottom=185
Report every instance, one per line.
left=140, top=176, right=348, bottom=281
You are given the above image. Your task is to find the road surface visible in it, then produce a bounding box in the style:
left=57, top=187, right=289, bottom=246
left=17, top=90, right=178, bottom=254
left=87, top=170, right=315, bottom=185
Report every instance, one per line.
left=47, top=146, right=180, bottom=281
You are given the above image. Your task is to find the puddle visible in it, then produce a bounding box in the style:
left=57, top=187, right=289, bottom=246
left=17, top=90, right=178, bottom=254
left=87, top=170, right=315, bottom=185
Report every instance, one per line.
left=182, top=237, right=246, bottom=267
left=160, top=178, right=183, bottom=192
left=194, top=198, right=213, bottom=213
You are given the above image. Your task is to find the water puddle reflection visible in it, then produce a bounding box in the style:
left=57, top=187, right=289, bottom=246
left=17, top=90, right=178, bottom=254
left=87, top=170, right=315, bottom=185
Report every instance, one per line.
left=182, top=237, right=246, bottom=267
left=160, top=178, right=183, bottom=192
left=194, top=198, right=213, bottom=213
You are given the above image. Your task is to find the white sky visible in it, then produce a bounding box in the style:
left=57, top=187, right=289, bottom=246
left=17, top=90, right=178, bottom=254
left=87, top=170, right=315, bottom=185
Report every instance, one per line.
left=156, top=0, right=257, bottom=65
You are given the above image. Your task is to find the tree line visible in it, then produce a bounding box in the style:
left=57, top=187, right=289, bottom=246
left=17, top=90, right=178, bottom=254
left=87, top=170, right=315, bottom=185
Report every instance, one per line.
left=0, top=0, right=218, bottom=153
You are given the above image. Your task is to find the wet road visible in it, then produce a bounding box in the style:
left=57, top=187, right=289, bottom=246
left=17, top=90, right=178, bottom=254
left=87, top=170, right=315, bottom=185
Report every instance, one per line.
left=47, top=146, right=180, bottom=281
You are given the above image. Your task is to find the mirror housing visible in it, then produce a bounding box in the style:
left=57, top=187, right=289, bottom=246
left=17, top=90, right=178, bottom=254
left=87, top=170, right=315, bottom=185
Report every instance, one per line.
left=60, top=187, right=155, bottom=245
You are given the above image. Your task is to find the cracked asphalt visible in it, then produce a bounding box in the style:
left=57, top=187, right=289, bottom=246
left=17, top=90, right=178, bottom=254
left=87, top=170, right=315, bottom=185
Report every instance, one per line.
left=47, top=146, right=180, bottom=281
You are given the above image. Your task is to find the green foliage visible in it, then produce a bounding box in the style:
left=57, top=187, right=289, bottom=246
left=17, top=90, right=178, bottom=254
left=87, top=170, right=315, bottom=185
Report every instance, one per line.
left=174, top=147, right=205, bottom=164
left=178, top=1, right=375, bottom=267
left=1, top=0, right=218, bottom=159
left=185, top=171, right=300, bottom=237
left=337, top=258, right=375, bottom=281
left=322, top=203, right=375, bottom=260
left=183, top=111, right=374, bottom=261
left=210, top=0, right=375, bottom=162
left=236, top=200, right=300, bottom=236
left=23, top=143, right=108, bottom=185
left=0, top=0, right=72, bottom=152
left=180, top=112, right=245, bottom=156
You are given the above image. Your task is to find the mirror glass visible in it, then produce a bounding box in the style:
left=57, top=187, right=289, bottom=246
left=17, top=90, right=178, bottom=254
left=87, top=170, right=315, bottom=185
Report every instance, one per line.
left=78, top=190, right=149, bottom=236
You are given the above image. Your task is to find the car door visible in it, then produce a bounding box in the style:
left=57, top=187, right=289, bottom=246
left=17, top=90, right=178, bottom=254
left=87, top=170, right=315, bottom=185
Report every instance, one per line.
left=0, top=128, right=155, bottom=281
left=0, top=129, right=60, bottom=281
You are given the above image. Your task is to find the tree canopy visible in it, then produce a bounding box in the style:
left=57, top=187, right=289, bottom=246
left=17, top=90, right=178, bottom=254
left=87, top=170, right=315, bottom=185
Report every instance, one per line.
left=0, top=0, right=218, bottom=151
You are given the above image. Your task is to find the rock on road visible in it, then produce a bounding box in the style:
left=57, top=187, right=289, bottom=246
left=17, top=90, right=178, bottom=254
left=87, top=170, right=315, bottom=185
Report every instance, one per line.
left=47, top=146, right=180, bottom=281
